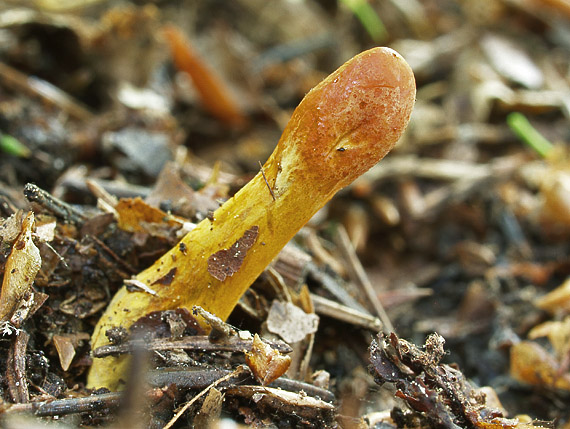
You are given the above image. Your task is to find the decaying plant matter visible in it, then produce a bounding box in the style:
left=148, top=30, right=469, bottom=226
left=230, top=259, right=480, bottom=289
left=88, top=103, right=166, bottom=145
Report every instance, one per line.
left=369, top=333, right=550, bottom=429
left=88, top=47, right=416, bottom=389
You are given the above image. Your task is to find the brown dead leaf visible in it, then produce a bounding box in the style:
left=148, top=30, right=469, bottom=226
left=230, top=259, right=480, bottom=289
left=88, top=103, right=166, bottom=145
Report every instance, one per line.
left=0, top=212, right=24, bottom=243
left=540, top=152, right=570, bottom=226
left=510, top=341, right=570, bottom=390
left=207, top=226, right=258, bottom=282
left=535, top=277, right=570, bottom=315
left=245, top=334, right=291, bottom=386
left=194, top=387, right=223, bottom=428
left=53, top=335, right=76, bottom=371
left=53, top=333, right=90, bottom=371
left=0, top=212, right=41, bottom=326
left=528, top=317, right=570, bottom=360
left=145, top=163, right=200, bottom=218
left=115, top=197, right=180, bottom=233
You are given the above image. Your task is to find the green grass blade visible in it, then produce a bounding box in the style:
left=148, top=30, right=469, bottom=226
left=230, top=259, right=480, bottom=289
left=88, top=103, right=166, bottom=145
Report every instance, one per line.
left=507, top=112, right=553, bottom=158
left=0, top=134, right=31, bottom=158
left=340, top=0, right=387, bottom=42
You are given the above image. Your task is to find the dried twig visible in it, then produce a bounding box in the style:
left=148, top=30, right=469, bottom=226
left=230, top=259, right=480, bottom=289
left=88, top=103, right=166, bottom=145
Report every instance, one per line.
left=259, top=161, right=276, bottom=201
left=89, top=235, right=138, bottom=276
left=147, top=368, right=335, bottom=403
left=162, top=366, right=248, bottom=429
left=92, top=334, right=292, bottom=358
left=335, top=226, right=393, bottom=333
left=6, top=331, right=30, bottom=403
left=310, top=294, right=382, bottom=331
left=0, top=62, right=94, bottom=121
left=3, top=392, right=122, bottom=417
left=23, top=184, right=88, bottom=226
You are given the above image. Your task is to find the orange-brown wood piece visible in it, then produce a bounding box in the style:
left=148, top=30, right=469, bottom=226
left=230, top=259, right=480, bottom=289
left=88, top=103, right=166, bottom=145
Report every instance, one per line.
left=163, top=25, right=247, bottom=127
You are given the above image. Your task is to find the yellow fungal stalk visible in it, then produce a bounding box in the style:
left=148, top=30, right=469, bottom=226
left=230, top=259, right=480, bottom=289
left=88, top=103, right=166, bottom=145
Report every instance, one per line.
left=89, top=47, right=416, bottom=390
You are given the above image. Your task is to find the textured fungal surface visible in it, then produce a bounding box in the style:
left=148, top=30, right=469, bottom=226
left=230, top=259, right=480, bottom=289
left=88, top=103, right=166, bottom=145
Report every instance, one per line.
left=88, top=47, right=416, bottom=390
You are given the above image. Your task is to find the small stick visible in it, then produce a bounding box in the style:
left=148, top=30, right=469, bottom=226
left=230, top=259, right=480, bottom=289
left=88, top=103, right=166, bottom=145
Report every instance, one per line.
left=89, top=236, right=138, bottom=275
left=92, top=334, right=292, bottom=358
left=306, top=262, right=370, bottom=315
left=59, top=177, right=150, bottom=200
left=0, top=62, right=94, bottom=121
left=6, top=331, right=30, bottom=403
left=162, top=366, right=248, bottom=429
left=147, top=368, right=335, bottom=403
left=3, top=392, right=122, bottom=417
left=335, top=226, right=394, bottom=333
left=86, top=179, right=119, bottom=207
left=23, top=183, right=87, bottom=226
left=259, top=161, right=276, bottom=201
left=310, top=294, right=382, bottom=331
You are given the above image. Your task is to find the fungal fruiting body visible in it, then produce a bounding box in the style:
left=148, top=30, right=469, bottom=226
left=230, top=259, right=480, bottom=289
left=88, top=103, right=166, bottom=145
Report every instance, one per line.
left=88, top=47, right=416, bottom=390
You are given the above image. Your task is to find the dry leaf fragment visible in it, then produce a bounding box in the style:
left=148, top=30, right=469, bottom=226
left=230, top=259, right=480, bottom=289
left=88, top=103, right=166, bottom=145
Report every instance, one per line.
left=115, top=197, right=181, bottom=234
left=0, top=212, right=24, bottom=243
left=541, top=162, right=570, bottom=226
left=52, top=332, right=93, bottom=371
left=266, top=301, right=319, bottom=344
left=53, top=335, right=76, bottom=371
left=535, top=277, right=570, bottom=315
left=145, top=163, right=209, bottom=218
left=510, top=341, right=570, bottom=390
left=207, top=226, right=259, bottom=282
left=34, top=219, right=56, bottom=243
left=245, top=334, right=291, bottom=386
left=194, top=387, right=224, bottom=428
left=124, top=279, right=158, bottom=296
left=103, top=127, right=172, bottom=177
left=0, top=212, right=41, bottom=326
left=528, top=317, right=570, bottom=360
